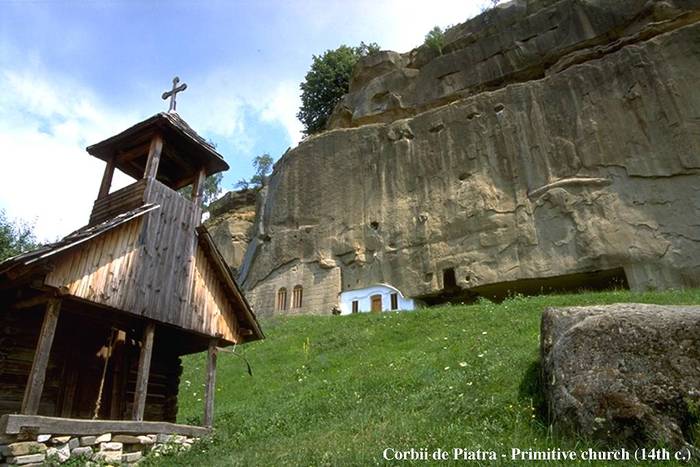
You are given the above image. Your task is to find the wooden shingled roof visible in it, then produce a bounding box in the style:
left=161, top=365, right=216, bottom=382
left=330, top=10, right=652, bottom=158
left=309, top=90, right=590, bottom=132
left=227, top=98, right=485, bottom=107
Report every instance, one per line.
left=86, top=112, right=230, bottom=183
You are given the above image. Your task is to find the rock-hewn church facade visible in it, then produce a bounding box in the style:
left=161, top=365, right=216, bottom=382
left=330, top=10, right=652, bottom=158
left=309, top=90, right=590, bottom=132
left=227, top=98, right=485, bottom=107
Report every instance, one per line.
left=210, top=0, right=700, bottom=316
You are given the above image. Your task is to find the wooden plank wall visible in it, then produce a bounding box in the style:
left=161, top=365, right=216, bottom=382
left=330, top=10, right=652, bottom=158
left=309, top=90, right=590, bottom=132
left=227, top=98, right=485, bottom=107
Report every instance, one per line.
left=137, top=179, right=197, bottom=334
left=90, top=179, right=147, bottom=225
left=0, top=309, right=61, bottom=417
left=189, top=244, right=239, bottom=342
left=44, top=218, right=143, bottom=310
left=122, top=349, right=181, bottom=422
left=0, top=308, right=181, bottom=422
left=44, top=178, right=240, bottom=343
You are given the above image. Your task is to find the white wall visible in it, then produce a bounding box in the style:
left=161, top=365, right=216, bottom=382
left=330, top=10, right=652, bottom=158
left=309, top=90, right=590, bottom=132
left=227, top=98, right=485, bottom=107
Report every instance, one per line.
left=338, top=284, right=415, bottom=315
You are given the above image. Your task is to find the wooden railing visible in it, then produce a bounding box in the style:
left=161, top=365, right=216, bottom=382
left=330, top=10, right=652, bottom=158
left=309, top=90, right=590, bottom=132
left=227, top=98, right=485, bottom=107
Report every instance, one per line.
left=89, top=179, right=147, bottom=225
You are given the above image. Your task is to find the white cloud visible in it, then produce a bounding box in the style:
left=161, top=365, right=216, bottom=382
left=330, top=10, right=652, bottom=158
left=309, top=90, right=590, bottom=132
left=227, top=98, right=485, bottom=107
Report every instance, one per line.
left=182, top=69, right=303, bottom=150
left=368, top=0, right=490, bottom=52
left=183, top=70, right=252, bottom=152
left=0, top=0, right=499, bottom=242
left=0, top=65, right=137, bottom=242
left=259, top=81, right=304, bottom=146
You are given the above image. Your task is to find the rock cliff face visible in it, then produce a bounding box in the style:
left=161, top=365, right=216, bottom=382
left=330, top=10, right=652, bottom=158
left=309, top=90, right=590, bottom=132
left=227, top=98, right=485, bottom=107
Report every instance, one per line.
left=205, top=189, right=257, bottom=275
left=236, top=0, right=700, bottom=316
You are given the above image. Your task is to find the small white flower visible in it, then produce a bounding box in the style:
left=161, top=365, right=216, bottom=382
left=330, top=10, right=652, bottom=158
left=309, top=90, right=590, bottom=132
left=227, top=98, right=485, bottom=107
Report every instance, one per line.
left=444, top=366, right=450, bottom=370
left=478, top=353, right=484, bottom=358
left=467, top=382, right=473, bottom=386
left=459, top=362, right=467, bottom=367
left=482, top=331, right=487, bottom=335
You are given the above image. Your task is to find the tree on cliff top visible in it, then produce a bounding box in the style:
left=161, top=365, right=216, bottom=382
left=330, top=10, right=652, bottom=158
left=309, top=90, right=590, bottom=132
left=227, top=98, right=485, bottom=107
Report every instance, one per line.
left=235, top=153, right=274, bottom=190
left=178, top=173, right=223, bottom=209
left=297, top=42, right=380, bottom=136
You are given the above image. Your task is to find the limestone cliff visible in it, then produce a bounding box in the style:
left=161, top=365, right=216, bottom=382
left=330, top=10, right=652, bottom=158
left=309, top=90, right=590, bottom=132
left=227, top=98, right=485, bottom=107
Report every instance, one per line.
left=234, top=0, right=700, bottom=316
left=205, top=189, right=257, bottom=275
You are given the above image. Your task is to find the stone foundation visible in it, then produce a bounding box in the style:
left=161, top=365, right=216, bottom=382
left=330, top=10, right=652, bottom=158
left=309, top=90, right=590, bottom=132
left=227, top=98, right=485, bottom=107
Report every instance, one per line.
left=0, top=432, right=199, bottom=466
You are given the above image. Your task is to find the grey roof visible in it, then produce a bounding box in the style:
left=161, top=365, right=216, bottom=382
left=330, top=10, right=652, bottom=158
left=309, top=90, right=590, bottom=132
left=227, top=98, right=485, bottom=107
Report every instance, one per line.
left=86, top=112, right=229, bottom=176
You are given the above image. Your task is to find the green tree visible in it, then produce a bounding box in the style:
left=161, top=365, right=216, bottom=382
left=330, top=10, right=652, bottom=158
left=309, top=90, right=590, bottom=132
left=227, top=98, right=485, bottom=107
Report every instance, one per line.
left=201, top=173, right=223, bottom=207
left=297, top=42, right=380, bottom=136
left=234, top=178, right=250, bottom=191
left=0, top=210, right=39, bottom=262
left=424, top=26, right=445, bottom=55
left=249, top=154, right=273, bottom=187
left=179, top=173, right=223, bottom=209
left=234, top=153, right=274, bottom=190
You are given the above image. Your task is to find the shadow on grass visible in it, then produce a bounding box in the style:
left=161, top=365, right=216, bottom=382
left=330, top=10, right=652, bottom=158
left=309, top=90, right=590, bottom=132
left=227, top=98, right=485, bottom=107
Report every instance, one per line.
left=517, top=359, right=547, bottom=424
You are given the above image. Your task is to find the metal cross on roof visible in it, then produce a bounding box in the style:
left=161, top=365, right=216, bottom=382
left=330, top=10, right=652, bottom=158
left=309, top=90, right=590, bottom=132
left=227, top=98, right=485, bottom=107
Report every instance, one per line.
left=162, top=76, right=188, bottom=113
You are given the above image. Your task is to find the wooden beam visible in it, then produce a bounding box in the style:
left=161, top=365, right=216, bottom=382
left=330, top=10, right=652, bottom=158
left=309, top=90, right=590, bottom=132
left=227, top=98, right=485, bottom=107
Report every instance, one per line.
left=0, top=414, right=210, bottom=437
left=131, top=321, right=155, bottom=422
left=21, top=298, right=61, bottom=415
left=109, top=331, right=128, bottom=420
left=203, top=339, right=218, bottom=428
left=191, top=168, right=207, bottom=206
left=116, top=142, right=150, bottom=164
left=97, top=157, right=116, bottom=199
left=143, top=134, right=164, bottom=180
left=11, top=294, right=53, bottom=310
left=191, top=168, right=207, bottom=226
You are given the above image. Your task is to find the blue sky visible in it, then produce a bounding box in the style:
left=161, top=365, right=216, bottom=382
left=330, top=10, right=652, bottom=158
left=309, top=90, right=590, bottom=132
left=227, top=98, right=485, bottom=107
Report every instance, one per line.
left=0, top=0, right=491, bottom=240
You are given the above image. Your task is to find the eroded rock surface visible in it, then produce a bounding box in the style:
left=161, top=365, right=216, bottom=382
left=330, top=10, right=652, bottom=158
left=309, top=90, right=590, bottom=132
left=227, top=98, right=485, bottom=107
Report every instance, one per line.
left=232, top=0, right=700, bottom=315
left=541, top=304, right=700, bottom=447
left=329, top=0, right=700, bottom=129
left=205, top=189, right=257, bottom=275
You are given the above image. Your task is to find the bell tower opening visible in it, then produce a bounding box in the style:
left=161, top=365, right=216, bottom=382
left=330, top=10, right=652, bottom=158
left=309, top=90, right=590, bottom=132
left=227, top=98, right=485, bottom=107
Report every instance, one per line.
left=86, top=80, right=228, bottom=227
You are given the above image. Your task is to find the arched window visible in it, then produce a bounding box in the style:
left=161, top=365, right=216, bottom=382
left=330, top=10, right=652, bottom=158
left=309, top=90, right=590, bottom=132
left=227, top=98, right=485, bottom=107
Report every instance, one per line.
left=277, top=288, right=287, bottom=311
left=292, top=285, right=303, bottom=309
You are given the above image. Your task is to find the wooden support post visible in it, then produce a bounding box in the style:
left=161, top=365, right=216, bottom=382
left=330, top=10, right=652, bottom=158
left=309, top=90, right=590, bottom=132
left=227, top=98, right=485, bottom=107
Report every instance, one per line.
left=203, top=339, right=218, bottom=428
left=191, top=168, right=207, bottom=226
left=191, top=168, right=207, bottom=205
left=98, top=157, right=116, bottom=199
left=143, top=134, right=164, bottom=180
left=109, top=331, right=128, bottom=420
left=21, top=298, right=61, bottom=415
left=132, top=322, right=155, bottom=422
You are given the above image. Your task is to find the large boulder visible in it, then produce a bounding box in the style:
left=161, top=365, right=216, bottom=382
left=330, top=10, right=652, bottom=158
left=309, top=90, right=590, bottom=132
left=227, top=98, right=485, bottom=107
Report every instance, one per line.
left=541, top=304, right=700, bottom=448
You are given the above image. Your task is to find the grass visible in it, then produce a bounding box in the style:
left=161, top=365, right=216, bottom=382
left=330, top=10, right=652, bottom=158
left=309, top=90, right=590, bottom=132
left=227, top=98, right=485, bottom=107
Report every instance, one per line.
left=146, top=289, right=700, bottom=466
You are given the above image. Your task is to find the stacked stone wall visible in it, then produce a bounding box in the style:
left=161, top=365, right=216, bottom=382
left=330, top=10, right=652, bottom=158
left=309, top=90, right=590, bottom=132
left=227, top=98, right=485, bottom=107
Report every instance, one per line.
left=0, top=431, right=199, bottom=466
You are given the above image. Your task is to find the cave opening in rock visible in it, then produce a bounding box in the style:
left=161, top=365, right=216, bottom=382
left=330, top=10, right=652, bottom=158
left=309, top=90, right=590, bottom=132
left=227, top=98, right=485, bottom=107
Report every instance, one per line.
left=442, top=267, right=457, bottom=290
left=420, top=267, right=630, bottom=306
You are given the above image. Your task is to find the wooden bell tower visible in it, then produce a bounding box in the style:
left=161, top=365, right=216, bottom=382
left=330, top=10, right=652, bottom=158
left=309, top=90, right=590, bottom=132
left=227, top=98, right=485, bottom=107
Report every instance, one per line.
left=0, top=78, right=261, bottom=435
left=88, top=113, right=228, bottom=227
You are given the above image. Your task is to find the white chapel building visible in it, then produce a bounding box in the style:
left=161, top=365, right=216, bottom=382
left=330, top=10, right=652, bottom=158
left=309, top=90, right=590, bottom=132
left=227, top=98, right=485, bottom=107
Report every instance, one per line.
left=338, top=283, right=417, bottom=315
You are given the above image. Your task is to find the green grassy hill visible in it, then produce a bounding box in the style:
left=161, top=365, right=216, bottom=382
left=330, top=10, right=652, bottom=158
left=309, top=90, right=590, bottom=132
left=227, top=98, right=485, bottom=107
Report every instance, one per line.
left=149, top=289, right=700, bottom=466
